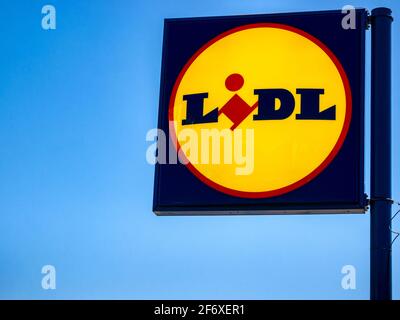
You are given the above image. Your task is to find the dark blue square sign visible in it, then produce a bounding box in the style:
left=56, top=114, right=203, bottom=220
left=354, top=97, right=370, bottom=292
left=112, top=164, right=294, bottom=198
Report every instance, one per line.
left=153, top=9, right=367, bottom=215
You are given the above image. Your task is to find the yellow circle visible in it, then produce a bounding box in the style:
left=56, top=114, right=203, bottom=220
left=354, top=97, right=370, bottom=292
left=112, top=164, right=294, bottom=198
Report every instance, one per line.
left=170, top=24, right=350, bottom=198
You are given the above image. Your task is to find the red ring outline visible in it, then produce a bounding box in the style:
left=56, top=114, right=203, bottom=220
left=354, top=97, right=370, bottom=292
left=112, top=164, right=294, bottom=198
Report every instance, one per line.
left=168, top=23, right=352, bottom=199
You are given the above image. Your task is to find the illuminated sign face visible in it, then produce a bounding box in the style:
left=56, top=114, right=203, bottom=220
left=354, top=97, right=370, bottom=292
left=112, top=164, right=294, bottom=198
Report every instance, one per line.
left=154, top=10, right=366, bottom=215
left=170, top=23, right=351, bottom=198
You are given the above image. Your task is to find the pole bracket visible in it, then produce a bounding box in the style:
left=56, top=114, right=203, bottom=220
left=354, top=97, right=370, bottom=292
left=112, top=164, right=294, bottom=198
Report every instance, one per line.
left=368, top=197, right=395, bottom=204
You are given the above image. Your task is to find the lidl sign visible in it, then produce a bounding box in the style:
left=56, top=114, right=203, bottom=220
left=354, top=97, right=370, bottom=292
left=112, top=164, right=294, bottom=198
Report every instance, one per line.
left=153, top=10, right=367, bottom=215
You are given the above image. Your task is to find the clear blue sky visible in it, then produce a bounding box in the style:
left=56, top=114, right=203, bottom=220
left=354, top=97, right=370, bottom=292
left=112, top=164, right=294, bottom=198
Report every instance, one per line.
left=0, top=0, right=399, bottom=299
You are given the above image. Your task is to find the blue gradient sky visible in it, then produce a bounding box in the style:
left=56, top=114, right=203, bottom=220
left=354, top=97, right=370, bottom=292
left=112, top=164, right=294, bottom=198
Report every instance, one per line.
left=0, top=0, right=399, bottom=299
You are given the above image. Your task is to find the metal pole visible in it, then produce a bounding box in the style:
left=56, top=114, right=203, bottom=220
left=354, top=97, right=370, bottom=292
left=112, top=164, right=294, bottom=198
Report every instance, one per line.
left=370, top=7, right=393, bottom=301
